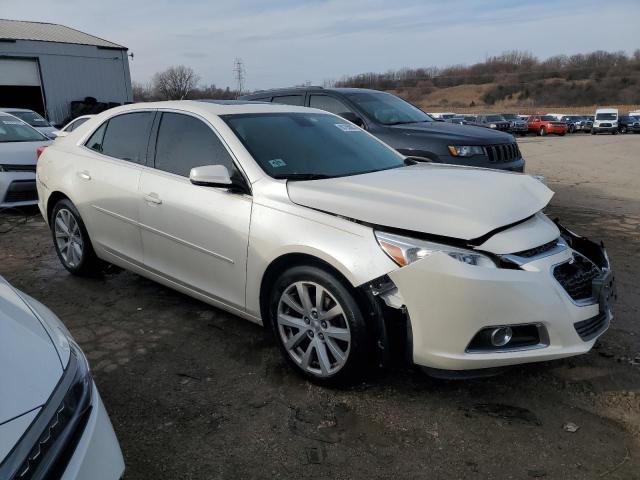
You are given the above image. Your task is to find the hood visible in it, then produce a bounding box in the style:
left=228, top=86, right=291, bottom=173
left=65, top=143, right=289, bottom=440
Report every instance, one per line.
left=287, top=163, right=553, bottom=240
left=0, top=140, right=51, bottom=165
left=388, top=121, right=514, bottom=145
left=34, top=126, right=59, bottom=138
left=0, top=277, right=63, bottom=424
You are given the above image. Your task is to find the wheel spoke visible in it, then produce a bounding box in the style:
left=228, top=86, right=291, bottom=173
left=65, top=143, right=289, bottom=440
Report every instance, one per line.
left=72, top=243, right=83, bottom=262
left=55, top=217, right=69, bottom=235
left=325, top=326, right=350, bottom=342
left=281, top=293, right=304, bottom=315
left=315, top=286, right=324, bottom=310
left=321, top=305, right=343, bottom=322
left=300, top=342, right=314, bottom=370
left=285, top=329, right=307, bottom=350
left=278, top=313, right=307, bottom=330
left=296, top=283, right=313, bottom=313
left=325, top=338, right=346, bottom=363
left=316, top=340, right=332, bottom=375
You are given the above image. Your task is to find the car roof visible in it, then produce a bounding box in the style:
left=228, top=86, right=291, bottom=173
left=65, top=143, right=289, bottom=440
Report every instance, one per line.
left=0, top=108, right=35, bottom=113
left=93, top=100, right=327, bottom=117
left=241, top=87, right=395, bottom=98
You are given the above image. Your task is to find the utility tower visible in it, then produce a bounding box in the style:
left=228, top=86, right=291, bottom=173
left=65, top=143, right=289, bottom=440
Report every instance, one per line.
left=233, top=58, right=245, bottom=98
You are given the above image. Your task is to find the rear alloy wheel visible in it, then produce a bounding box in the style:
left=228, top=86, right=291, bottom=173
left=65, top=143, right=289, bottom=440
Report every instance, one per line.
left=51, top=199, right=104, bottom=276
left=539, top=127, right=547, bottom=136
left=270, top=266, right=368, bottom=385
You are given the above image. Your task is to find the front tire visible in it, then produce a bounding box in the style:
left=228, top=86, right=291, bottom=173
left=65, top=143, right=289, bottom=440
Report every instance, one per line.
left=51, top=199, right=104, bottom=276
left=269, top=265, right=370, bottom=386
left=539, top=127, right=547, bottom=136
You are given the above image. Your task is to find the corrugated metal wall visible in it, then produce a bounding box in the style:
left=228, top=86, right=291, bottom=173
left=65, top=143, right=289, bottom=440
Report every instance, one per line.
left=0, top=40, right=132, bottom=124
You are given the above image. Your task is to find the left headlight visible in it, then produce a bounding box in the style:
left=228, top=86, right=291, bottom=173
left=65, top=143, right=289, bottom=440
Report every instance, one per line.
left=447, top=145, right=485, bottom=157
left=375, top=231, right=496, bottom=268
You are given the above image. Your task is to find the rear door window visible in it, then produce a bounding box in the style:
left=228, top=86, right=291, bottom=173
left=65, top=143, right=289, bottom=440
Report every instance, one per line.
left=98, top=112, right=154, bottom=164
left=153, top=112, right=235, bottom=177
left=272, top=95, right=305, bottom=106
left=85, top=122, right=107, bottom=152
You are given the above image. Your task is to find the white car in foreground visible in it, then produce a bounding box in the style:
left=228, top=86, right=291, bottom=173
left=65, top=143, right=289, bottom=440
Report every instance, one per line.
left=0, top=276, right=124, bottom=479
left=36, top=101, right=615, bottom=384
left=0, top=112, right=51, bottom=209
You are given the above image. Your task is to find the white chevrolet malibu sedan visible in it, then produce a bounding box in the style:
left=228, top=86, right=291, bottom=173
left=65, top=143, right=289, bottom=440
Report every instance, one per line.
left=0, top=276, right=124, bottom=479
left=35, top=100, right=615, bottom=384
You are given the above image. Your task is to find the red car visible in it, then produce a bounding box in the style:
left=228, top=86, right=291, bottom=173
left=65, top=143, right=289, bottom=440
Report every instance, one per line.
left=526, top=115, right=568, bottom=136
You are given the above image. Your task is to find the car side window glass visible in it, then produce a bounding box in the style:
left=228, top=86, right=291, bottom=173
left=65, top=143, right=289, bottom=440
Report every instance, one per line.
left=309, top=95, right=353, bottom=115
left=272, top=95, right=304, bottom=106
left=154, top=112, right=235, bottom=177
left=100, top=112, right=154, bottom=164
left=85, top=122, right=107, bottom=152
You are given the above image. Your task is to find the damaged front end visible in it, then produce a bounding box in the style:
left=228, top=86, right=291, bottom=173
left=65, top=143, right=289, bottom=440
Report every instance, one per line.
left=358, top=217, right=616, bottom=374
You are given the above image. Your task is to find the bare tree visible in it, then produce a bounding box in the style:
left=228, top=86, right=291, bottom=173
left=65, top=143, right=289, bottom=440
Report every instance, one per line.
left=132, top=81, right=154, bottom=102
left=152, top=65, right=200, bottom=100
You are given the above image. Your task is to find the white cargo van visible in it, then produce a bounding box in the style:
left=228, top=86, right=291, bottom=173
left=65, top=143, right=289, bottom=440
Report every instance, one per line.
left=592, top=108, right=618, bottom=134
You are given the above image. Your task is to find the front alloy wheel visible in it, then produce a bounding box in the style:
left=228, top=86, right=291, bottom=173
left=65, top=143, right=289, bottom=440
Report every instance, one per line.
left=277, top=281, right=351, bottom=377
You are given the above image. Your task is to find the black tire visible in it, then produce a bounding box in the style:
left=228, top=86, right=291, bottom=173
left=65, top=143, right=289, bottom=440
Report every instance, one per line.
left=539, top=127, right=547, bottom=136
left=268, top=265, right=370, bottom=386
left=621, top=126, right=627, bottom=134
left=51, top=199, right=105, bottom=276
left=591, top=130, right=597, bottom=135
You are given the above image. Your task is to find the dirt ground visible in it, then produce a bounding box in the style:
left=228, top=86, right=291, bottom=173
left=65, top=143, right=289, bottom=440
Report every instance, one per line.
left=1, top=134, right=639, bottom=479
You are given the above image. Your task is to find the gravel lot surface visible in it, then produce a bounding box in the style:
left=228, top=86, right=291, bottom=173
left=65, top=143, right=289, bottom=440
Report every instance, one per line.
left=1, top=133, right=638, bottom=479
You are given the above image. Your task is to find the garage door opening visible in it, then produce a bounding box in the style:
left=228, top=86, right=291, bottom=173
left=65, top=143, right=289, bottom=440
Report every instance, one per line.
left=0, top=58, right=46, bottom=117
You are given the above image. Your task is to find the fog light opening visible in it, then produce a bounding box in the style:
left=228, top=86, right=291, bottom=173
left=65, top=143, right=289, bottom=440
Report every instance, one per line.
left=490, top=327, right=513, bottom=347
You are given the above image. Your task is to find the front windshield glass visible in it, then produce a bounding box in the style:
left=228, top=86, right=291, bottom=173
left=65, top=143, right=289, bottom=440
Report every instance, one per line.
left=541, top=115, right=557, bottom=121
left=501, top=114, right=517, bottom=120
left=344, top=91, right=433, bottom=125
left=486, top=115, right=504, bottom=122
left=0, top=116, right=47, bottom=142
left=596, top=113, right=617, bottom=120
left=223, top=112, right=405, bottom=179
left=10, top=111, right=51, bottom=127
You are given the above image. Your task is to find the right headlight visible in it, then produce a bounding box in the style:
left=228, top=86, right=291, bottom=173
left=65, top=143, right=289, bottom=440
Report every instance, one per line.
left=375, top=231, right=496, bottom=268
left=447, top=145, right=485, bottom=157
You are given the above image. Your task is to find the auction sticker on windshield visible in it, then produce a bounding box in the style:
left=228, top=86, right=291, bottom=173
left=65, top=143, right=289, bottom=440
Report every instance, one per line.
left=269, top=159, right=287, bottom=168
left=335, top=123, right=361, bottom=132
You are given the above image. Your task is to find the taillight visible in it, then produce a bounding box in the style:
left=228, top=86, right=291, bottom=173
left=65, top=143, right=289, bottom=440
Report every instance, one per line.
left=36, top=146, right=47, bottom=160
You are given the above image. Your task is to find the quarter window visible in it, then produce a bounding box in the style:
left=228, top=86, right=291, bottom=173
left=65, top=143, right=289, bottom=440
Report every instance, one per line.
left=85, top=122, right=107, bottom=152
left=154, top=112, right=235, bottom=177
left=272, top=95, right=304, bottom=106
left=309, top=95, right=353, bottom=115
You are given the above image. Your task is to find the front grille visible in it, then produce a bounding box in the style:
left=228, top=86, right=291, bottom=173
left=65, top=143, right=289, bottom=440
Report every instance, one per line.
left=600, top=123, right=612, bottom=128
left=4, top=181, right=38, bottom=203
left=0, top=164, right=36, bottom=173
left=553, top=255, right=600, bottom=302
left=513, top=239, right=558, bottom=258
left=485, top=143, right=521, bottom=163
left=574, top=312, right=608, bottom=341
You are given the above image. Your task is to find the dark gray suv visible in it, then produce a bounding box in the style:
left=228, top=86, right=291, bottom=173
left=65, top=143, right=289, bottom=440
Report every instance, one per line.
left=239, top=87, right=524, bottom=172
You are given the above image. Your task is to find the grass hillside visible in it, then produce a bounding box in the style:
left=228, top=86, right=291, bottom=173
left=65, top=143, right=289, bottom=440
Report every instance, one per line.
left=333, top=50, right=640, bottom=114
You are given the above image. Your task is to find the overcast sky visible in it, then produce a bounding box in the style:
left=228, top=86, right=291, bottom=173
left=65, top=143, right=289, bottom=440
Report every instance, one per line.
left=2, top=0, right=639, bottom=91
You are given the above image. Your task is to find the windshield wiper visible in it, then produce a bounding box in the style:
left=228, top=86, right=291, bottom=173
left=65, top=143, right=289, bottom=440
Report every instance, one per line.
left=386, top=120, right=429, bottom=126
left=275, top=173, right=333, bottom=181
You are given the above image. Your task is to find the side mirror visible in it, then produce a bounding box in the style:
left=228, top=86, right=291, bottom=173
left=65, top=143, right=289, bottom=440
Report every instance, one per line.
left=190, top=165, right=233, bottom=188
left=339, top=112, right=365, bottom=128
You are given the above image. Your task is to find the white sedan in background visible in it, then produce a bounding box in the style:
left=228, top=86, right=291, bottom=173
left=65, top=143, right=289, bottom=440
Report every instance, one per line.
left=0, top=108, right=59, bottom=139
left=0, top=113, right=51, bottom=209
left=56, top=116, right=95, bottom=139
left=0, top=276, right=124, bottom=479
left=36, top=100, right=615, bottom=385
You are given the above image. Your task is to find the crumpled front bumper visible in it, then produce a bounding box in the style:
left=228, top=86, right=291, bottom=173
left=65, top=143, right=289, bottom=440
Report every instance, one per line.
left=386, top=230, right=613, bottom=371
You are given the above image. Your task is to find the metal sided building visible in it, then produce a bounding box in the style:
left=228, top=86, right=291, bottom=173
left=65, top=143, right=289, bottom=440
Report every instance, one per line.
left=0, top=19, right=132, bottom=125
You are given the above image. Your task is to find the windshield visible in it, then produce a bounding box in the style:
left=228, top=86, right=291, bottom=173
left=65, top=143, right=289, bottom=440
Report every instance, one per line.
left=501, top=114, right=517, bottom=120
left=596, top=113, right=617, bottom=120
left=10, top=111, right=51, bottom=127
left=486, top=115, right=504, bottom=122
left=541, top=115, right=557, bottom=121
left=344, top=91, right=433, bottom=125
left=223, top=112, right=405, bottom=179
left=0, top=116, right=48, bottom=142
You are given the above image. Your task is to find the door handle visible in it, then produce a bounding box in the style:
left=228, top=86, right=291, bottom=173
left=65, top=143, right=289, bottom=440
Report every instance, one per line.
left=143, top=193, right=162, bottom=205
left=77, top=171, right=91, bottom=181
